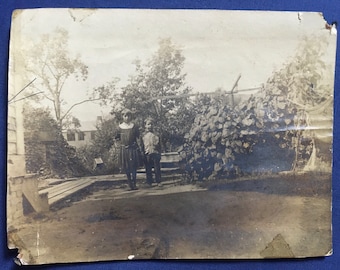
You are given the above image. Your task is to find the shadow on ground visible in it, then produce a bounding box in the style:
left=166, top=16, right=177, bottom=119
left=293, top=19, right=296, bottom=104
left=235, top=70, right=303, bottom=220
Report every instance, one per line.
left=206, top=172, right=331, bottom=197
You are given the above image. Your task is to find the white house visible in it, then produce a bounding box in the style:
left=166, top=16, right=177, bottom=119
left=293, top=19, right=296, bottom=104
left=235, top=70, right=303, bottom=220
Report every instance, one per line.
left=63, top=117, right=102, bottom=148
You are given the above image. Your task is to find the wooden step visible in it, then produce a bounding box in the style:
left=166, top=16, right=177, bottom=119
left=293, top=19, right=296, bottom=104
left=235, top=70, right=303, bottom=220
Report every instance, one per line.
left=40, top=178, right=87, bottom=196
left=39, top=178, right=94, bottom=206
left=161, top=152, right=180, bottom=163
left=137, top=167, right=180, bottom=174
left=38, top=157, right=183, bottom=208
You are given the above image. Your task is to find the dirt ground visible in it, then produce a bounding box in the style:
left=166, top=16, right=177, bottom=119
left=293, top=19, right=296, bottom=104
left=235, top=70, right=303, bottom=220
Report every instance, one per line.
left=10, top=171, right=332, bottom=264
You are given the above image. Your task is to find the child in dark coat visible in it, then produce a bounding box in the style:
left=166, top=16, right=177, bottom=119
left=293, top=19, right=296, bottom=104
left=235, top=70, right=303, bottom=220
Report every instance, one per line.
left=116, top=109, right=140, bottom=190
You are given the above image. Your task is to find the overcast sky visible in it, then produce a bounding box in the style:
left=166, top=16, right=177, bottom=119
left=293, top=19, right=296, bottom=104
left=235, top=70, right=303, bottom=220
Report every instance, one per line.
left=11, top=9, right=337, bottom=122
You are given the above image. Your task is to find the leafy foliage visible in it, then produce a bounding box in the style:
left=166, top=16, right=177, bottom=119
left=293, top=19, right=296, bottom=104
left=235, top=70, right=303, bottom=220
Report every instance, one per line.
left=179, top=38, right=331, bottom=181
left=113, top=38, right=194, bottom=150
left=76, top=117, right=121, bottom=174
left=23, top=105, right=90, bottom=178
left=91, top=78, right=120, bottom=107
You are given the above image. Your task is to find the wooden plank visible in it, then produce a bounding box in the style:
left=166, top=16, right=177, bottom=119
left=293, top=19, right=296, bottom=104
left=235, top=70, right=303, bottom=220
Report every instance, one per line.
left=48, top=179, right=93, bottom=200
left=38, top=178, right=94, bottom=206
left=161, top=152, right=180, bottom=163
left=40, top=156, right=182, bottom=206
left=39, top=180, right=81, bottom=196
left=49, top=180, right=94, bottom=205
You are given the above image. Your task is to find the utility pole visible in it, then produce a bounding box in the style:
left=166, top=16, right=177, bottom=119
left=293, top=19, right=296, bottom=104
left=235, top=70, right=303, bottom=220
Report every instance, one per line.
left=230, top=74, right=242, bottom=108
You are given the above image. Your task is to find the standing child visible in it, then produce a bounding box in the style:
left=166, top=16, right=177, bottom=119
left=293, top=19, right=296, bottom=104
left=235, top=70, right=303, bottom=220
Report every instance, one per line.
left=142, top=118, right=161, bottom=186
left=116, top=109, right=140, bottom=190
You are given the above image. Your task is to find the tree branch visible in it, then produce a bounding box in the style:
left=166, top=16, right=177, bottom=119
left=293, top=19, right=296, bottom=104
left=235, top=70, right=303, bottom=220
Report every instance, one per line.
left=60, top=98, right=101, bottom=123
left=42, top=92, right=54, bottom=102
left=8, top=78, right=37, bottom=103
left=40, top=51, right=58, bottom=82
left=46, top=60, right=58, bottom=80
left=8, top=91, right=44, bottom=104
left=58, top=76, right=68, bottom=95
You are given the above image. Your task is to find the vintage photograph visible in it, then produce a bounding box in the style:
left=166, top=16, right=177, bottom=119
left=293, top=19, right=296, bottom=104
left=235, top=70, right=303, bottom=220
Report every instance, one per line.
left=7, top=9, right=336, bottom=264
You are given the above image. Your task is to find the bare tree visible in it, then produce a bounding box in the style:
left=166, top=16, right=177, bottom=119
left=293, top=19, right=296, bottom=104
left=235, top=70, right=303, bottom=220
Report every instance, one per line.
left=23, top=27, right=116, bottom=129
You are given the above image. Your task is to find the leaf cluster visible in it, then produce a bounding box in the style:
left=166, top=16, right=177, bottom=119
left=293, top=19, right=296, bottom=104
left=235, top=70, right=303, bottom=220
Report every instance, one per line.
left=23, top=105, right=90, bottom=177
left=113, top=38, right=194, bottom=150
left=179, top=38, right=329, bottom=181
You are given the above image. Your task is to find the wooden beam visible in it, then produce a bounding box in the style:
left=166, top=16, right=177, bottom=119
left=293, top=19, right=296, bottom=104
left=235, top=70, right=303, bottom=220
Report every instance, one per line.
left=149, top=86, right=262, bottom=102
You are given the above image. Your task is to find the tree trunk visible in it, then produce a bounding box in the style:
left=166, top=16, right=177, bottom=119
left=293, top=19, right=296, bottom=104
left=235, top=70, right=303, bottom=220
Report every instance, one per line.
left=54, top=94, right=62, bottom=128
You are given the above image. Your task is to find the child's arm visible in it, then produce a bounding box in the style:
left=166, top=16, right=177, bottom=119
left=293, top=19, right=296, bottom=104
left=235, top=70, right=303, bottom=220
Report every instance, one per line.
left=136, top=126, right=144, bottom=152
left=155, top=133, right=161, bottom=153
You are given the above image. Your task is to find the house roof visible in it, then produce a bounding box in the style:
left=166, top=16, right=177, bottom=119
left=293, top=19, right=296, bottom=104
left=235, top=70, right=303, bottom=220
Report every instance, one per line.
left=79, top=121, right=97, bottom=132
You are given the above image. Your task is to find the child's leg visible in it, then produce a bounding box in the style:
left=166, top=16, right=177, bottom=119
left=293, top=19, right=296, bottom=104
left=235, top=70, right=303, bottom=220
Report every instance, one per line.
left=144, top=154, right=153, bottom=185
left=125, top=169, right=134, bottom=189
left=131, top=168, right=137, bottom=189
left=152, top=154, right=161, bottom=183
left=130, top=150, right=138, bottom=189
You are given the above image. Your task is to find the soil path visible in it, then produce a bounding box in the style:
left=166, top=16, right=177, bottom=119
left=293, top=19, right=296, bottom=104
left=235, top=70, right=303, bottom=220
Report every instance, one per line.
left=12, top=172, right=331, bottom=264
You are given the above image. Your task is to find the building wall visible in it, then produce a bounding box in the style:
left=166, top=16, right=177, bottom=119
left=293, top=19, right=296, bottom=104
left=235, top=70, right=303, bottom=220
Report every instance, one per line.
left=7, top=85, right=26, bottom=177
left=7, top=176, right=24, bottom=231
left=8, top=23, right=27, bottom=178
left=7, top=19, right=49, bottom=236
left=63, top=130, right=95, bottom=148
left=7, top=174, right=49, bottom=230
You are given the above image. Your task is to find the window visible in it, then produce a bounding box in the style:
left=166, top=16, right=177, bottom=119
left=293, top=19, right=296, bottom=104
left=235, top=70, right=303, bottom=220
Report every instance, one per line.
left=91, top=131, right=96, bottom=140
left=67, top=132, right=75, bottom=141
left=78, top=132, right=85, bottom=141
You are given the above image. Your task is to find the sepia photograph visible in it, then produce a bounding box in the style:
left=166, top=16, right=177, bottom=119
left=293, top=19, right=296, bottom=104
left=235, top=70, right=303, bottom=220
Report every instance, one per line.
left=7, top=9, right=336, bottom=264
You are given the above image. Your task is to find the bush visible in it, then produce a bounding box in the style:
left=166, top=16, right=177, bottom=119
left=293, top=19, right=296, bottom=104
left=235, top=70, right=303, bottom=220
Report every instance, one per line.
left=23, top=105, right=90, bottom=178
